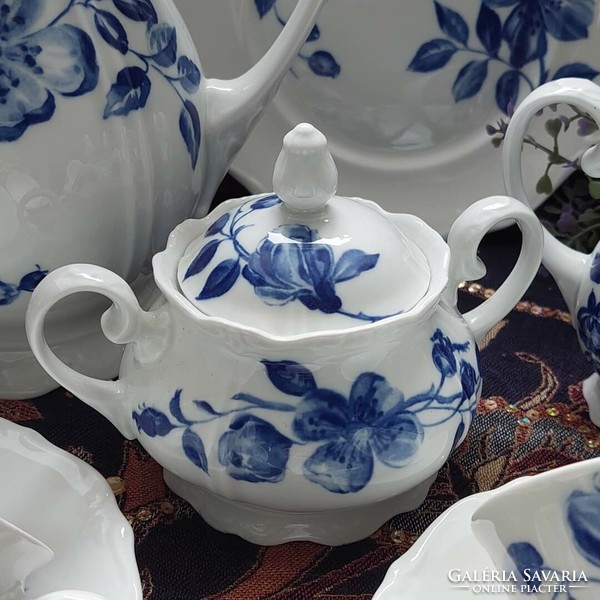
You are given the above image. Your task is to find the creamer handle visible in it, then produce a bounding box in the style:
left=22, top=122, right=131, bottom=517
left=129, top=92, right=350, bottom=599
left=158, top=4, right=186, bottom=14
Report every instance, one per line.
left=26, top=265, right=153, bottom=439
left=444, top=196, right=543, bottom=343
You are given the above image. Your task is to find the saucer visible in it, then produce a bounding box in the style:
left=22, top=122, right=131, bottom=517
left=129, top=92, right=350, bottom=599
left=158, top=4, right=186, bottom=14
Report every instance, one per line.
left=0, top=419, right=142, bottom=600
left=176, top=0, right=600, bottom=235
left=373, top=482, right=522, bottom=599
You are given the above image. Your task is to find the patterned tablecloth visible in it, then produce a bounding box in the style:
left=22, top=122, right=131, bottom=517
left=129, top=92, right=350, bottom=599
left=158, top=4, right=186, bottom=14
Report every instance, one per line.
left=2, top=173, right=600, bottom=599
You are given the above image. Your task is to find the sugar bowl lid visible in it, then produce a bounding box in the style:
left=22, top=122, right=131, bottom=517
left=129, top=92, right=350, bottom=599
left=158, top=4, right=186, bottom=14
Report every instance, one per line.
left=178, top=124, right=430, bottom=336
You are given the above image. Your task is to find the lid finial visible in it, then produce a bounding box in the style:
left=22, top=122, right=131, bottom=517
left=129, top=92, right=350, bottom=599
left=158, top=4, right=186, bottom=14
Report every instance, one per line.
left=273, top=123, right=338, bottom=212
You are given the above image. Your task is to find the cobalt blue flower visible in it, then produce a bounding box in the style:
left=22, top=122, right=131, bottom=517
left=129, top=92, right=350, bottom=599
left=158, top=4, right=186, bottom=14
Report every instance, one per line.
left=218, top=414, right=293, bottom=483
left=483, top=0, right=594, bottom=68
left=242, top=223, right=378, bottom=314
left=292, top=372, right=424, bottom=494
left=132, top=406, right=175, bottom=437
left=577, top=290, right=600, bottom=368
left=0, top=1, right=99, bottom=141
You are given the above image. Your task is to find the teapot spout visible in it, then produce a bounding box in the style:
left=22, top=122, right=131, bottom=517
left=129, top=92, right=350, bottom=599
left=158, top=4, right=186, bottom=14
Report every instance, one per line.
left=543, top=233, right=586, bottom=317
left=195, top=0, right=325, bottom=217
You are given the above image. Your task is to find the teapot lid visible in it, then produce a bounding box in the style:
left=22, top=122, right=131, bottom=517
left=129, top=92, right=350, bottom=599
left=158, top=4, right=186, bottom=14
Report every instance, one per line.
left=177, top=124, right=431, bottom=335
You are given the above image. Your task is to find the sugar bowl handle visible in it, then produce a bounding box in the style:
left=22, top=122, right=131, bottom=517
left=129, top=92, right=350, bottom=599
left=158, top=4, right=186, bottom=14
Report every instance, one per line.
left=26, top=265, right=155, bottom=439
left=444, top=196, right=543, bottom=343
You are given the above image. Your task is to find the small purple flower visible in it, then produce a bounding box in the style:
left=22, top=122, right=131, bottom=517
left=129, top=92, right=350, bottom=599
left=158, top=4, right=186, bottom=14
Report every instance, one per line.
left=578, top=117, right=598, bottom=137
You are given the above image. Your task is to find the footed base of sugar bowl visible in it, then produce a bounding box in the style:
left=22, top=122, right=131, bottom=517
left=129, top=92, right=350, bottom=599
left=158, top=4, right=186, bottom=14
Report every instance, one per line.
left=163, top=469, right=437, bottom=546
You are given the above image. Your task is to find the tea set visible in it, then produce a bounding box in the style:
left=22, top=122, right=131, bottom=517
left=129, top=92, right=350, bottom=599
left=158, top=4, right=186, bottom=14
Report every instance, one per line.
left=3, top=0, right=600, bottom=596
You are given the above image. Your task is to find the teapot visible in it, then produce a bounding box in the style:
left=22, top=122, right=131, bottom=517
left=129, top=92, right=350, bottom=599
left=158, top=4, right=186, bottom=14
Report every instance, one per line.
left=502, top=77, right=600, bottom=428
left=26, top=124, right=543, bottom=545
left=0, top=0, right=324, bottom=399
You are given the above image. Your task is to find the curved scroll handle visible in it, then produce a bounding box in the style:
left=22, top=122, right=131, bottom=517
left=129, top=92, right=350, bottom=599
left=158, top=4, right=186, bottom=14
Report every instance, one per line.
left=25, top=265, right=154, bottom=439
left=444, top=196, right=543, bottom=343
left=502, top=77, right=599, bottom=315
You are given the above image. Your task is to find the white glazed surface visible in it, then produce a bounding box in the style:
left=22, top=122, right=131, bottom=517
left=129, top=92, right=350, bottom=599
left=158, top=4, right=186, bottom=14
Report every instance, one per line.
left=372, top=486, right=522, bottom=600
left=0, top=0, right=325, bottom=399
left=26, top=184, right=543, bottom=544
left=472, top=458, right=600, bottom=599
left=0, top=518, right=53, bottom=599
left=176, top=0, right=600, bottom=234
left=0, top=418, right=141, bottom=600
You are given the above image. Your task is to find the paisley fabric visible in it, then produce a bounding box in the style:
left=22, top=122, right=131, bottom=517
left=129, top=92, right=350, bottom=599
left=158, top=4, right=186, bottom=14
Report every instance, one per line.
left=3, top=172, right=600, bottom=598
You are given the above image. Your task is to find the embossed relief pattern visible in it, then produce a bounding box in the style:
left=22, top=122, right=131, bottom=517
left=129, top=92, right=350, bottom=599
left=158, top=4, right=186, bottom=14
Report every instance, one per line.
left=3, top=172, right=600, bottom=599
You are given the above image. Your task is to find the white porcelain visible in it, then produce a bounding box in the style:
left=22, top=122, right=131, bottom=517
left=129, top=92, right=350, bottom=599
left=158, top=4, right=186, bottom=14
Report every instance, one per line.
left=373, top=482, right=530, bottom=600
left=472, top=458, right=600, bottom=598
left=0, top=518, right=53, bottom=600
left=0, top=418, right=141, bottom=600
left=176, top=0, right=600, bottom=234
left=502, top=78, right=600, bottom=429
left=25, top=125, right=543, bottom=546
left=0, top=0, right=325, bottom=399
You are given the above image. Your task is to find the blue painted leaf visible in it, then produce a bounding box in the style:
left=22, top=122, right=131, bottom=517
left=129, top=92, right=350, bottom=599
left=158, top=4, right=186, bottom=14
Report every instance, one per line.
left=205, top=213, right=230, bottom=237
left=408, top=39, right=457, bottom=72
left=94, top=9, right=128, bottom=54
left=148, top=23, right=177, bottom=67
left=182, top=428, right=209, bottom=474
left=308, top=51, right=341, bottom=78
left=113, top=0, right=157, bottom=23
left=197, top=259, right=240, bottom=300
left=183, top=240, right=220, bottom=281
left=307, top=24, right=320, bottom=42
left=591, top=253, right=600, bottom=284
left=567, top=490, right=600, bottom=566
left=17, top=268, right=47, bottom=292
left=103, top=66, right=151, bottom=118
left=451, top=421, right=465, bottom=451
left=251, top=195, right=281, bottom=210
left=333, top=249, right=379, bottom=283
left=193, top=400, right=223, bottom=416
left=177, top=56, right=201, bottom=93
left=255, top=0, right=276, bottom=18
left=169, top=389, right=193, bottom=425
left=434, top=1, right=469, bottom=45
left=476, top=4, right=501, bottom=55
left=262, top=360, right=317, bottom=396
left=553, top=63, right=600, bottom=81
left=452, top=60, right=488, bottom=102
left=179, top=100, right=201, bottom=169
left=495, top=69, right=520, bottom=114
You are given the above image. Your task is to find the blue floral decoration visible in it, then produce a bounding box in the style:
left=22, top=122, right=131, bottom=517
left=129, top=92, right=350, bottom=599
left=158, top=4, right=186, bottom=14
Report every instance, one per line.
left=255, top=0, right=340, bottom=79
left=183, top=195, right=397, bottom=323
left=577, top=289, right=600, bottom=371
left=0, top=0, right=202, bottom=167
left=132, top=328, right=481, bottom=494
left=0, top=265, right=47, bottom=306
left=408, top=0, right=598, bottom=116
left=505, top=474, right=600, bottom=597
left=0, top=1, right=99, bottom=141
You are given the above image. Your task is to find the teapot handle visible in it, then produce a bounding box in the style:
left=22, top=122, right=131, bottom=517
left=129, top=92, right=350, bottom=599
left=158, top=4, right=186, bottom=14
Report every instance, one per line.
left=444, top=196, right=543, bottom=343
left=25, top=265, right=155, bottom=439
left=501, top=78, right=599, bottom=315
